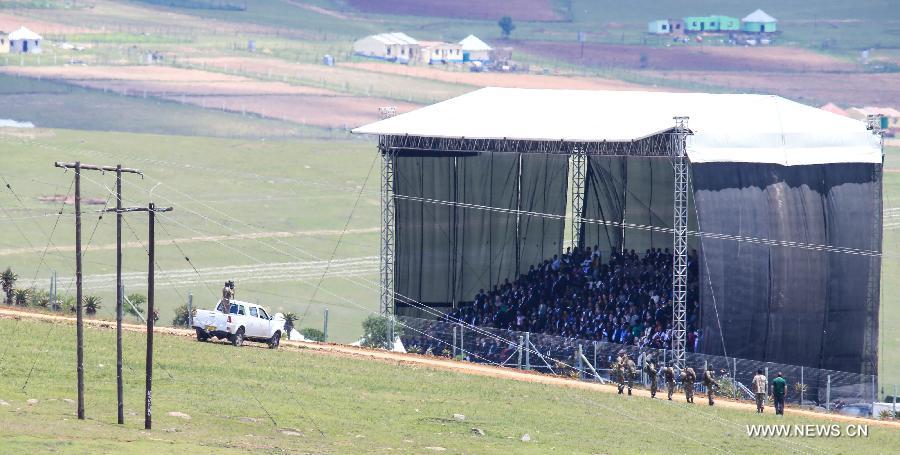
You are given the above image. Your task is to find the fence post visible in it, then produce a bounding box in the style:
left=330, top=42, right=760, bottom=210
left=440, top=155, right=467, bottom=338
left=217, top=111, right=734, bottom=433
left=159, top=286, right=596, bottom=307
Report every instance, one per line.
left=517, top=336, right=524, bottom=369
left=893, top=384, right=896, bottom=418
left=592, top=341, right=597, bottom=375
left=872, top=375, right=876, bottom=406
left=459, top=324, right=464, bottom=359
left=187, top=293, right=193, bottom=327
left=577, top=344, right=583, bottom=379
left=800, top=367, right=804, bottom=406
left=826, top=375, right=831, bottom=411
left=733, top=359, right=738, bottom=399
left=323, top=307, right=329, bottom=342
left=765, top=367, right=769, bottom=406
left=526, top=332, right=531, bottom=370
left=452, top=326, right=458, bottom=358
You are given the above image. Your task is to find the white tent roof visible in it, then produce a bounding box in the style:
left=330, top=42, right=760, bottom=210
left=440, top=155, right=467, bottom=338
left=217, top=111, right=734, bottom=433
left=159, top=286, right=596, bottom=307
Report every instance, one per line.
left=8, top=26, right=41, bottom=41
left=743, top=9, right=777, bottom=23
left=459, top=34, right=492, bottom=51
left=353, top=87, right=880, bottom=166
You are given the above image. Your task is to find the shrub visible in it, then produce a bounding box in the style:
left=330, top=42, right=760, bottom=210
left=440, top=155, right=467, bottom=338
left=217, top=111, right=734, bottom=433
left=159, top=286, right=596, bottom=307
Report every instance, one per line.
left=1, top=267, right=17, bottom=304
left=30, top=289, right=50, bottom=308
left=300, top=327, right=325, bottom=342
left=361, top=315, right=403, bottom=349
left=125, top=293, right=146, bottom=320
left=172, top=304, right=191, bottom=327
left=283, top=312, right=298, bottom=335
left=717, top=375, right=739, bottom=399
left=84, top=295, right=102, bottom=315
left=794, top=382, right=808, bottom=402
left=13, top=288, right=30, bottom=306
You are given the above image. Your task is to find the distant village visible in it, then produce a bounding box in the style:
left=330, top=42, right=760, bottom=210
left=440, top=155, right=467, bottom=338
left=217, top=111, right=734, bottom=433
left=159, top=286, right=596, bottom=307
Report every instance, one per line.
left=352, top=32, right=514, bottom=71
left=647, top=9, right=778, bottom=45
left=0, top=26, right=43, bottom=54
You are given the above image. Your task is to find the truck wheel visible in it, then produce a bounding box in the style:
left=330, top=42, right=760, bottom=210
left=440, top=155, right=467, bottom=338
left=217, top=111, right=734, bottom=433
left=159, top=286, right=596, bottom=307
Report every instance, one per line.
left=268, top=331, right=281, bottom=349
left=195, top=328, right=209, bottom=342
left=231, top=328, right=244, bottom=347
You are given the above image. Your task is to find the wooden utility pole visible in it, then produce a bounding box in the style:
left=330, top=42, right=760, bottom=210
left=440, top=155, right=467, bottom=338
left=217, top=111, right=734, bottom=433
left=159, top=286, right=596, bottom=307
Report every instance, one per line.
left=74, top=162, right=83, bottom=421
left=56, top=161, right=140, bottom=422
left=114, top=164, right=142, bottom=424
left=108, top=202, right=172, bottom=431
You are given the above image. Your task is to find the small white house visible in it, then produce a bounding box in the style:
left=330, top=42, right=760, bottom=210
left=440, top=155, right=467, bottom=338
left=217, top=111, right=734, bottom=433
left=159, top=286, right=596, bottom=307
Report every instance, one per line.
left=353, top=32, right=419, bottom=63
left=419, top=41, right=463, bottom=64
left=8, top=26, right=41, bottom=54
left=459, top=34, right=492, bottom=62
left=647, top=19, right=671, bottom=34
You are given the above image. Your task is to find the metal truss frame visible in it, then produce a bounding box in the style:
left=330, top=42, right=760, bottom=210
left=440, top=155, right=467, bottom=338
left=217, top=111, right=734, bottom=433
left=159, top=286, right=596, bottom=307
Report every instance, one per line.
left=671, top=116, right=690, bottom=371
left=570, top=149, right=587, bottom=248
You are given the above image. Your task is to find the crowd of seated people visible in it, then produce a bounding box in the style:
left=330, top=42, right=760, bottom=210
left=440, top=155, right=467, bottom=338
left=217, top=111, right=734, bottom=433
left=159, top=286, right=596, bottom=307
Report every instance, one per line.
left=445, top=246, right=701, bottom=352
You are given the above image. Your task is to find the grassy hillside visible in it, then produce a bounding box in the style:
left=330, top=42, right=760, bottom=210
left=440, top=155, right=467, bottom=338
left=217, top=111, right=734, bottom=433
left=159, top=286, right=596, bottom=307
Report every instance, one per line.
left=0, top=129, right=379, bottom=342
left=0, top=316, right=897, bottom=453
left=0, top=73, right=342, bottom=139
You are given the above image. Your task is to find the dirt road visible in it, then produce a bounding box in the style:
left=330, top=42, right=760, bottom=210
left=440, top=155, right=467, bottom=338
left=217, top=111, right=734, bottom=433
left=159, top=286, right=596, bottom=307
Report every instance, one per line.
left=1, top=307, right=896, bottom=428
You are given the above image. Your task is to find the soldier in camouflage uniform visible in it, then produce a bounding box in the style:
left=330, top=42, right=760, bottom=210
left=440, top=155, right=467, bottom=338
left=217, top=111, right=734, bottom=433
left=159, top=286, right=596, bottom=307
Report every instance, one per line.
left=682, top=367, right=697, bottom=403
left=703, top=368, right=721, bottom=406
left=664, top=366, right=677, bottom=400
left=644, top=356, right=659, bottom=398
left=220, top=280, right=235, bottom=313
left=624, top=354, right=637, bottom=396
left=614, top=350, right=627, bottom=394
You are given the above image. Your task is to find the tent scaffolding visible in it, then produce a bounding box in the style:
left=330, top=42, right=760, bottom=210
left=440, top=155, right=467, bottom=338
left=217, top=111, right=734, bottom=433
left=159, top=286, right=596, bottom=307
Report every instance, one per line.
left=355, top=88, right=883, bottom=375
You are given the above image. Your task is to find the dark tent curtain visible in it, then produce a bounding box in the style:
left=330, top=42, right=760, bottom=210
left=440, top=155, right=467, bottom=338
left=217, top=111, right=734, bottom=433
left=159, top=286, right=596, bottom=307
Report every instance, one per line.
left=394, top=151, right=567, bottom=306
left=519, top=154, right=569, bottom=272
left=583, top=157, right=688, bottom=258
left=692, top=163, right=881, bottom=374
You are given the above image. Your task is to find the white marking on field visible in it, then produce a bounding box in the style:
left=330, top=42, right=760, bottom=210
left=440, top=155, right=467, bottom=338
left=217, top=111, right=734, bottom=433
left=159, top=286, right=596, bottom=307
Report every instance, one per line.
left=73, top=256, right=379, bottom=291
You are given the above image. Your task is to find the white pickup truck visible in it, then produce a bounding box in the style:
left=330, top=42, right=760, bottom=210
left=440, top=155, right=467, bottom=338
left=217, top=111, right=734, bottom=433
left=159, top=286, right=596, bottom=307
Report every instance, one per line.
left=192, top=300, right=286, bottom=349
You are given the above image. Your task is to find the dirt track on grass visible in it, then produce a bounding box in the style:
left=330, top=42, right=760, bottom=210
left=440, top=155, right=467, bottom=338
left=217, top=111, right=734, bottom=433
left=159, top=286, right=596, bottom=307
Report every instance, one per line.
left=1, top=307, right=896, bottom=428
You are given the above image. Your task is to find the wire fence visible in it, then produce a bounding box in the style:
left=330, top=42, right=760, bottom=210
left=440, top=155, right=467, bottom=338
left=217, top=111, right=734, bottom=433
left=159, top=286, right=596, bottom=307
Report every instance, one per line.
left=398, top=316, right=877, bottom=411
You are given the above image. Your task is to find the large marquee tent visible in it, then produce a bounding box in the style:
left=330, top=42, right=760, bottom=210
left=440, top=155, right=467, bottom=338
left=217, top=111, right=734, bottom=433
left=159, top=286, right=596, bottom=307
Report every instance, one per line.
left=354, top=87, right=882, bottom=375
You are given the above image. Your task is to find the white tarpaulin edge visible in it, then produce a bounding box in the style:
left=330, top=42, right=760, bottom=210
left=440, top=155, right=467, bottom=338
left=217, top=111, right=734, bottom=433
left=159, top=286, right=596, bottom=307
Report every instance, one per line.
left=353, top=87, right=882, bottom=166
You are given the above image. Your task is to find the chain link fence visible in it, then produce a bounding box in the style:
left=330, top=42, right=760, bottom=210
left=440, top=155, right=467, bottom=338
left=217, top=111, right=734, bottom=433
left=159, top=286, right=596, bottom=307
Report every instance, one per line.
left=399, top=316, right=877, bottom=413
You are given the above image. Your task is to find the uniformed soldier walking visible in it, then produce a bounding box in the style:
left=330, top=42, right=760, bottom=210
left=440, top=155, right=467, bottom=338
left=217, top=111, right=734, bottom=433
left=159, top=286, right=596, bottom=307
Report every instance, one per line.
left=682, top=367, right=697, bottom=403
left=644, top=356, right=659, bottom=398
left=664, top=366, right=677, bottom=400
left=624, top=354, right=637, bottom=396
left=614, top=350, right=627, bottom=394
left=703, top=368, right=721, bottom=406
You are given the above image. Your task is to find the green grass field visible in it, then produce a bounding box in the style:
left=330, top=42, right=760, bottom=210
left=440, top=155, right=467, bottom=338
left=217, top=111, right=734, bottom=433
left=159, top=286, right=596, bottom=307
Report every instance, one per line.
left=0, top=317, right=896, bottom=453
left=0, top=0, right=897, bottom=415
left=0, top=129, right=380, bottom=343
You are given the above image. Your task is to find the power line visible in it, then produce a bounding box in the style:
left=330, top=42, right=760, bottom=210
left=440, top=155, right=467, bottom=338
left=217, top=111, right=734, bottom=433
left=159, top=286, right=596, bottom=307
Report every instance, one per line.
left=300, top=151, right=380, bottom=327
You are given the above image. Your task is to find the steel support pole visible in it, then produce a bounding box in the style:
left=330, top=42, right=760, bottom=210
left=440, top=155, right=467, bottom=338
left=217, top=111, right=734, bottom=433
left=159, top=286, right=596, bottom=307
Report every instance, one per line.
left=74, top=162, right=84, bottom=421
left=115, top=165, right=124, bottom=425
left=570, top=149, right=587, bottom=249
left=671, top=116, right=690, bottom=372
left=379, top=138, right=396, bottom=318
left=377, top=108, right=397, bottom=319
left=526, top=333, right=532, bottom=370
left=323, top=307, right=329, bottom=342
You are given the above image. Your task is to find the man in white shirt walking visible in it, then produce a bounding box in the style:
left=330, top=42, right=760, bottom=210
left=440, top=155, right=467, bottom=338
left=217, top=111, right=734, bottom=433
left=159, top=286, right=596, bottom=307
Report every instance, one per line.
left=752, top=369, right=768, bottom=413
